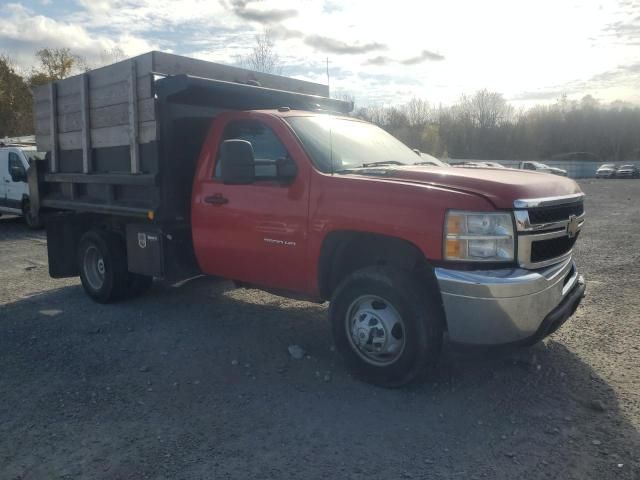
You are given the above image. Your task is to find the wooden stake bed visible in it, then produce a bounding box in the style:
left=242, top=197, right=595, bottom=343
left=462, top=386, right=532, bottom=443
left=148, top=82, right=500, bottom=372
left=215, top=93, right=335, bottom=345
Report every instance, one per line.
left=31, top=51, right=348, bottom=222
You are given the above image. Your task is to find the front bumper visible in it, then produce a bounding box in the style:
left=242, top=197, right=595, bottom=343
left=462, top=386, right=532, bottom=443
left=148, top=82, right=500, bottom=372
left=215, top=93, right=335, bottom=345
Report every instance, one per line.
left=435, top=258, right=585, bottom=345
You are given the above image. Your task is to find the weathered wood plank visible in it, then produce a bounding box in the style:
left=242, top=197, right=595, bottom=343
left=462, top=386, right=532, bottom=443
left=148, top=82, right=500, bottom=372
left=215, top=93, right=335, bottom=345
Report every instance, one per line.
left=37, top=121, right=157, bottom=151
left=152, top=51, right=329, bottom=97
left=49, top=83, right=58, bottom=172
left=35, top=134, right=49, bottom=152
left=81, top=73, right=92, bottom=173
left=128, top=59, right=140, bottom=174
left=54, top=75, right=82, bottom=98
left=35, top=98, right=156, bottom=134
left=33, top=52, right=154, bottom=102
left=61, top=77, right=153, bottom=115
left=36, top=76, right=153, bottom=118
left=35, top=103, right=51, bottom=120
left=32, top=85, right=49, bottom=106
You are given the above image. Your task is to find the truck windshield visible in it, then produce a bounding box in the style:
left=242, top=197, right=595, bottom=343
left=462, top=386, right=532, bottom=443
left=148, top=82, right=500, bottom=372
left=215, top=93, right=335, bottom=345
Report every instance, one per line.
left=285, top=115, right=420, bottom=173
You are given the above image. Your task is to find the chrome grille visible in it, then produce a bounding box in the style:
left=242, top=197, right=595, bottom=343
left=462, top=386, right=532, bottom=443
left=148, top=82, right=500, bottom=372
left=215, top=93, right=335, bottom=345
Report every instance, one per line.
left=527, top=201, right=584, bottom=224
left=514, top=194, right=585, bottom=269
left=530, top=233, right=579, bottom=262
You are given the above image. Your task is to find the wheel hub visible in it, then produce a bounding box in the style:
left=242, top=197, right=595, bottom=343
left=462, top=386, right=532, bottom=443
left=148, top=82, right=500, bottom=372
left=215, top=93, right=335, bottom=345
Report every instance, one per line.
left=346, top=295, right=405, bottom=366
left=83, top=245, right=106, bottom=291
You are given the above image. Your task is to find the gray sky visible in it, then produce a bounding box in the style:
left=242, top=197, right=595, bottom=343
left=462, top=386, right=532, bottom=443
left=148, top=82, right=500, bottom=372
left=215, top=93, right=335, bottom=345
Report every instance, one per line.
left=1, top=0, right=639, bottom=107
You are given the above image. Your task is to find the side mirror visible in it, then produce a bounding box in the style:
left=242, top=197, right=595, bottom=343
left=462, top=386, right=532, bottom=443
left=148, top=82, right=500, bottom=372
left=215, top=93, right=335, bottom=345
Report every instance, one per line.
left=10, top=164, right=27, bottom=183
left=219, top=139, right=255, bottom=185
left=276, top=157, right=298, bottom=183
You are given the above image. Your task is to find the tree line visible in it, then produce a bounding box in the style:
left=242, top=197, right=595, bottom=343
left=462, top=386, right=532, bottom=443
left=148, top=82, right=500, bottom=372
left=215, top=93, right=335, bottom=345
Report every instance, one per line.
left=1, top=47, right=639, bottom=162
left=355, top=92, right=640, bottom=162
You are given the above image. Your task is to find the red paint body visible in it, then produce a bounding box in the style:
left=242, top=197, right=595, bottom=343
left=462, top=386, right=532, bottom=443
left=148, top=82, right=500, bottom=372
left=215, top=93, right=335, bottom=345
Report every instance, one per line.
left=191, top=110, right=580, bottom=299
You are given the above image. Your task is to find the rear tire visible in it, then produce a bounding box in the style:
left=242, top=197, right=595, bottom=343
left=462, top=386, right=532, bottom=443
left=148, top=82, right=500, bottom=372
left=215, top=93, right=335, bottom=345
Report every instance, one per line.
left=78, top=230, right=129, bottom=303
left=329, top=266, right=443, bottom=387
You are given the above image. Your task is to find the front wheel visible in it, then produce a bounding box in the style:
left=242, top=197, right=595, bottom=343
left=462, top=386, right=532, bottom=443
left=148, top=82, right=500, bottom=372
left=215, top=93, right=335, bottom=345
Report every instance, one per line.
left=329, top=266, right=443, bottom=387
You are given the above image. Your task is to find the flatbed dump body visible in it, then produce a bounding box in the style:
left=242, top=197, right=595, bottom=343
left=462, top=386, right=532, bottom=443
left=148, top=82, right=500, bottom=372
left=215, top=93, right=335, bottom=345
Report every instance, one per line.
left=32, top=51, right=350, bottom=223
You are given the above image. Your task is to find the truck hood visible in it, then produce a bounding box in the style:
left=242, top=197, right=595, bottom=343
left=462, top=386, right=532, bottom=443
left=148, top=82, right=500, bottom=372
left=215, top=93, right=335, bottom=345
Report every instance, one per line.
left=350, top=166, right=582, bottom=209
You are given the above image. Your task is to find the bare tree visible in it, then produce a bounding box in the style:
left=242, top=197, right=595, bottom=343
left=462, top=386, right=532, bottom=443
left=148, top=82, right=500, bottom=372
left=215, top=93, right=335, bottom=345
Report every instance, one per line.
left=355, top=105, right=388, bottom=126
left=100, top=47, right=127, bottom=66
left=332, top=90, right=356, bottom=110
left=402, top=98, right=432, bottom=127
left=35, top=48, right=81, bottom=79
left=460, top=89, right=513, bottom=129
left=239, top=29, right=282, bottom=74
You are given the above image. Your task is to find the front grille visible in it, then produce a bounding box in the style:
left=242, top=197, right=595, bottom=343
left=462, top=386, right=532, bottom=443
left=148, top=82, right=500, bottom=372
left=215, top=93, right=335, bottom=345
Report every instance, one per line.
left=530, top=233, right=579, bottom=263
left=528, top=201, right=584, bottom=224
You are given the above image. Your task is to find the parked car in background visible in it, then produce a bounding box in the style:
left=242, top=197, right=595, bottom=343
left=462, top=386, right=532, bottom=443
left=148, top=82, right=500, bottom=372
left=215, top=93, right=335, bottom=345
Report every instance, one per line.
left=519, top=161, right=567, bottom=176
left=595, top=163, right=617, bottom=178
left=615, top=164, right=640, bottom=179
left=0, top=144, right=44, bottom=228
left=451, top=161, right=488, bottom=168
left=482, top=161, right=507, bottom=168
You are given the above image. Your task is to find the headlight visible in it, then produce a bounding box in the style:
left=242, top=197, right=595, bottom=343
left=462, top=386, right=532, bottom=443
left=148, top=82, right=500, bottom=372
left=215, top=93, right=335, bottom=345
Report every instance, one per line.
left=444, top=211, right=514, bottom=262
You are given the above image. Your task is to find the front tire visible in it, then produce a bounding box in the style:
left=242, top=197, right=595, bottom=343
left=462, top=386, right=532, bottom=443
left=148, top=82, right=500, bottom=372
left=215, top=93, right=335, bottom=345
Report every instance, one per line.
left=329, top=266, right=443, bottom=387
left=78, top=230, right=129, bottom=303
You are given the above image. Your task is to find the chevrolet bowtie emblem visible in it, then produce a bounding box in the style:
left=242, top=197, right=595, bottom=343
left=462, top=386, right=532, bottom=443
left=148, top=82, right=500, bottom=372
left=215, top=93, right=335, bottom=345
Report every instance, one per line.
left=567, top=215, right=580, bottom=238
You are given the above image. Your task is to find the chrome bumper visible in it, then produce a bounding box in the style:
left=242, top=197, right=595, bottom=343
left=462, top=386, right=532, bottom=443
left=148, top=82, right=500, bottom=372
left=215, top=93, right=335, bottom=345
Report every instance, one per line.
left=435, top=258, right=584, bottom=345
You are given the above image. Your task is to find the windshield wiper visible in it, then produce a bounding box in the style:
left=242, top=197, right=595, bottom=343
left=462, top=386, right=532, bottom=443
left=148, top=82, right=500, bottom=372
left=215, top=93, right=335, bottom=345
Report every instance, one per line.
left=361, top=161, right=404, bottom=167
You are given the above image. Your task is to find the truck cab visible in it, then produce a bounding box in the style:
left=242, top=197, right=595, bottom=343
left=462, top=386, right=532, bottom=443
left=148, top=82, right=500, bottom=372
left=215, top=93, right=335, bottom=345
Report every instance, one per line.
left=0, top=145, right=43, bottom=228
left=190, top=109, right=585, bottom=383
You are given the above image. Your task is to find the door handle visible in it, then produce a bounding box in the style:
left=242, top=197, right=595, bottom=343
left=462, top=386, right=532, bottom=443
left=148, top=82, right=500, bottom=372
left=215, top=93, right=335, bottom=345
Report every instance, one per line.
left=204, top=194, right=229, bottom=205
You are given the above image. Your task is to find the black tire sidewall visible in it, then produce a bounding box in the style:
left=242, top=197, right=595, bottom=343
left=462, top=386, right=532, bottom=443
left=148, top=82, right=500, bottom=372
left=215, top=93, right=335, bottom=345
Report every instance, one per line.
left=330, top=267, right=442, bottom=387
left=78, top=231, right=127, bottom=303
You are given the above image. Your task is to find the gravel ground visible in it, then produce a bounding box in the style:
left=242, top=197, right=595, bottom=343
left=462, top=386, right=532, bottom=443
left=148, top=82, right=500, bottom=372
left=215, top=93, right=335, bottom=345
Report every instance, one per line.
left=0, top=180, right=638, bottom=480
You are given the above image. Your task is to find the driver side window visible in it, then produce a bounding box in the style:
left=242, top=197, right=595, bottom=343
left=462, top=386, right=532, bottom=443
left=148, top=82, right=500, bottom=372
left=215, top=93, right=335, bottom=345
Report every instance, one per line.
left=215, top=120, right=288, bottom=180
left=8, top=152, right=25, bottom=177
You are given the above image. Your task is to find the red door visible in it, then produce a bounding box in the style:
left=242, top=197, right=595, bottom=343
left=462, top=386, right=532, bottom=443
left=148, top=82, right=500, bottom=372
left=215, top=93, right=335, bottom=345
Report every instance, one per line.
left=192, top=113, right=311, bottom=292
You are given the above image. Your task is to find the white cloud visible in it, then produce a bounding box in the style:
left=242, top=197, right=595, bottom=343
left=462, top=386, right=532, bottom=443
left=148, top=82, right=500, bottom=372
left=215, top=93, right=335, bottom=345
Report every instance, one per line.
left=0, top=3, right=158, bottom=71
left=0, top=0, right=637, bottom=106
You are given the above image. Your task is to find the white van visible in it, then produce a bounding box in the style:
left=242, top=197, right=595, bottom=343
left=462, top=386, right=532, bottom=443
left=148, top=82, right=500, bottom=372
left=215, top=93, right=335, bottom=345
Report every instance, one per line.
left=0, top=145, right=45, bottom=228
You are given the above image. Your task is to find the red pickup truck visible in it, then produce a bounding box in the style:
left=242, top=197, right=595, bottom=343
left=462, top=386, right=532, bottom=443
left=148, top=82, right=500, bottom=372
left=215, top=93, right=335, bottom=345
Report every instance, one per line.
left=31, top=54, right=586, bottom=386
